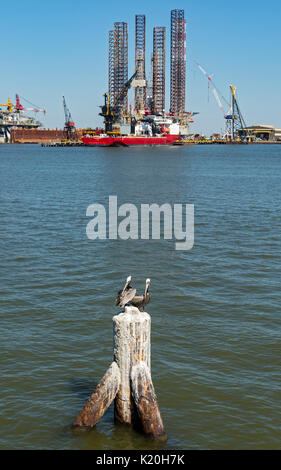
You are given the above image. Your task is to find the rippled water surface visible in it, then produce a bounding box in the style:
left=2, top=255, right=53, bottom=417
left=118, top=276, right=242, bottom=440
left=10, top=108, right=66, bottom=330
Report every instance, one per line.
left=0, top=143, right=280, bottom=449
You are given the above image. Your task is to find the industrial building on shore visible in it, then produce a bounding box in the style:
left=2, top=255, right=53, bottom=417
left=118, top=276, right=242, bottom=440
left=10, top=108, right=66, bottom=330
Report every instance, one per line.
left=242, top=125, right=281, bottom=141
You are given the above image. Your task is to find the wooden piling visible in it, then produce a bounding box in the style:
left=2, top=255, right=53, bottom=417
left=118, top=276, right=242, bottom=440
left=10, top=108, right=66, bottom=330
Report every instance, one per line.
left=73, top=304, right=166, bottom=440
left=73, top=361, right=120, bottom=428
left=131, top=362, right=166, bottom=440
left=113, top=306, right=151, bottom=425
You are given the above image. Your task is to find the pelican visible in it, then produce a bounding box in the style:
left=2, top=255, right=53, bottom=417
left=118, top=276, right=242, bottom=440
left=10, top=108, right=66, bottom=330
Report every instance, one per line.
left=130, top=278, right=151, bottom=310
left=115, top=276, right=137, bottom=308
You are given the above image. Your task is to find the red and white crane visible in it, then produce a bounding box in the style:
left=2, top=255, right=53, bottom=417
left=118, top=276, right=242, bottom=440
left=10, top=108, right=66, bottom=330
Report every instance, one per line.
left=15, top=94, right=46, bottom=115
left=195, top=61, right=231, bottom=117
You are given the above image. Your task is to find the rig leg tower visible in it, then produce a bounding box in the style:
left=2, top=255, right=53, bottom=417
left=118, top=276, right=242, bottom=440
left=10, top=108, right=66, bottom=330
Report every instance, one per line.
left=108, top=22, right=129, bottom=119
left=170, top=9, right=187, bottom=116
left=134, top=15, right=146, bottom=113
left=152, top=27, right=166, bottom=115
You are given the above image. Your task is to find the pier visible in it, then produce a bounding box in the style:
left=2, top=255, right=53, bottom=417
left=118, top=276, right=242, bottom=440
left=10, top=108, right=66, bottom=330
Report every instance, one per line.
left=41, top=141, right=84, bottom=147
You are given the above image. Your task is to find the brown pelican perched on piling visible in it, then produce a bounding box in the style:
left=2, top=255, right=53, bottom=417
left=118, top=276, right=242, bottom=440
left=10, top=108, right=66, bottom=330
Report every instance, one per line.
left=130, top=278, right=151, bottom=311
left=115, top=276, right=137, bottom=308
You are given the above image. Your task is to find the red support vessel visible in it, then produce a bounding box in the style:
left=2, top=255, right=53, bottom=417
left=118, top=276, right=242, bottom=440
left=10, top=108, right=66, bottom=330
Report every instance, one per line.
left=82, top=133, right=180, bottom=147
left=82, top=72, right=183, bottom=147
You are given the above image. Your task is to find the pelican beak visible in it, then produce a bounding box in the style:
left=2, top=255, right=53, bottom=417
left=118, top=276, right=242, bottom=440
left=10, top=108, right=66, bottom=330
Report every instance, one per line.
left=145, top=278, right=150, bottom=294
left=122, top=275, right=132, bottom=293
left=126, top=276, right=132, bottom=287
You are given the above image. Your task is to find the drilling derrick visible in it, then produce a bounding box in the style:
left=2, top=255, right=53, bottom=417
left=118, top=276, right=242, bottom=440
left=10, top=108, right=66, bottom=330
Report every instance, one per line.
left=152, top=27, right=166, bottom=115
left=108, top=22, right=128, bottom=118
left=134, top=15, right=146, bottom=113
left=170, top=9, right=186, bottom=116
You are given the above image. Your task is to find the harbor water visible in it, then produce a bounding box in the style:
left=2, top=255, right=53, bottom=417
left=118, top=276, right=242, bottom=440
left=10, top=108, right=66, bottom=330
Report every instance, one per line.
left=0, top=144, right=280, bottom=450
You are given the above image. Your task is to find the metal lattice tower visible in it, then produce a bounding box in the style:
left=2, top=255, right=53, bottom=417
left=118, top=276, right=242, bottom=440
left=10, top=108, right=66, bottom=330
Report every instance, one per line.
left=146, top=54, right=154, bottom=112
left=225, top=85, right=247, bottom=141
left=152, top=27, right=166, bottom=115
left=108, top=22, right=128, bottom=114
left=170, top=9, right=186, bottom=116
left=134, top=15, right=146, bottom=112
left=108, top=30, right=115, bottom=105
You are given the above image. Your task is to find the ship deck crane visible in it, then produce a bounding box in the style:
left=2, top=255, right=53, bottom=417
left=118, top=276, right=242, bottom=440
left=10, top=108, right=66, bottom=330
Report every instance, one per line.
left=100, top=70, right=138, bottom=133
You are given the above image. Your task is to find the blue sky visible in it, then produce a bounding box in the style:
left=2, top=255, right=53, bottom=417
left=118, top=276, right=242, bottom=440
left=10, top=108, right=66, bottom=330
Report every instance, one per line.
left=1, top=0, right=281, bottom=135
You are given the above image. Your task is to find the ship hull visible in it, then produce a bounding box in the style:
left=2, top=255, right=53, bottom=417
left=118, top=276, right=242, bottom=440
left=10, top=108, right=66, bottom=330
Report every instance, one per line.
left=82, top=134, right=180, bottom=147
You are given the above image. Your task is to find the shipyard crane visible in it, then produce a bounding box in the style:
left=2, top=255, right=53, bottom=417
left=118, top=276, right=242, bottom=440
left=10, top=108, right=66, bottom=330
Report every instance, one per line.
left=100, top=70, right=138, bottom=133
left=225, top=85, right=247, bottom=141
left=15, top=95, right=46, bottom=115
left=62, top=96, right=78, bottom=141
left=15, top=95, right=24, bottom=111
left=195, top=61, right=230, bottom=118
left=0, top=98, right=14, bottom=113
left=196, top=61, right=247, bottom=141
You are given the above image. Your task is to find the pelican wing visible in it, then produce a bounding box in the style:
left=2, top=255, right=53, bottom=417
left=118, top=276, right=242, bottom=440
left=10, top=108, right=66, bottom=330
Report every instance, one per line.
left=115, top=290, right=123, bottom=306
left=131, top=295, right=143, bottom=303
left=130, top=295, right=144, bottom=309
left=119, top=288, right=137, bottom=307
left=131, top=293, right=150, bottom=309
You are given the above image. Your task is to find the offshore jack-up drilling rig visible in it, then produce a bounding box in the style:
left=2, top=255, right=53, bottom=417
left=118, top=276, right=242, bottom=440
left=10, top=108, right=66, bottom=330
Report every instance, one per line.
left=82, top=12, right=196, bottom=147
left=82, top=67, right=183, bottom=146
left=0, top=95, right=45, bottom=143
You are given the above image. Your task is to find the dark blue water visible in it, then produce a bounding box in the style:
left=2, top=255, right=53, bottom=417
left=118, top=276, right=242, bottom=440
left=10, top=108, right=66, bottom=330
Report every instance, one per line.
left=0, top=143, right=280, bottom=449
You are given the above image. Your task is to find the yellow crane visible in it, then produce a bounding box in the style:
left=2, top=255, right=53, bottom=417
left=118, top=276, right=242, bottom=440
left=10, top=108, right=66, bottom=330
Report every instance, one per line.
left=0, top=98, right=14, bottom=112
